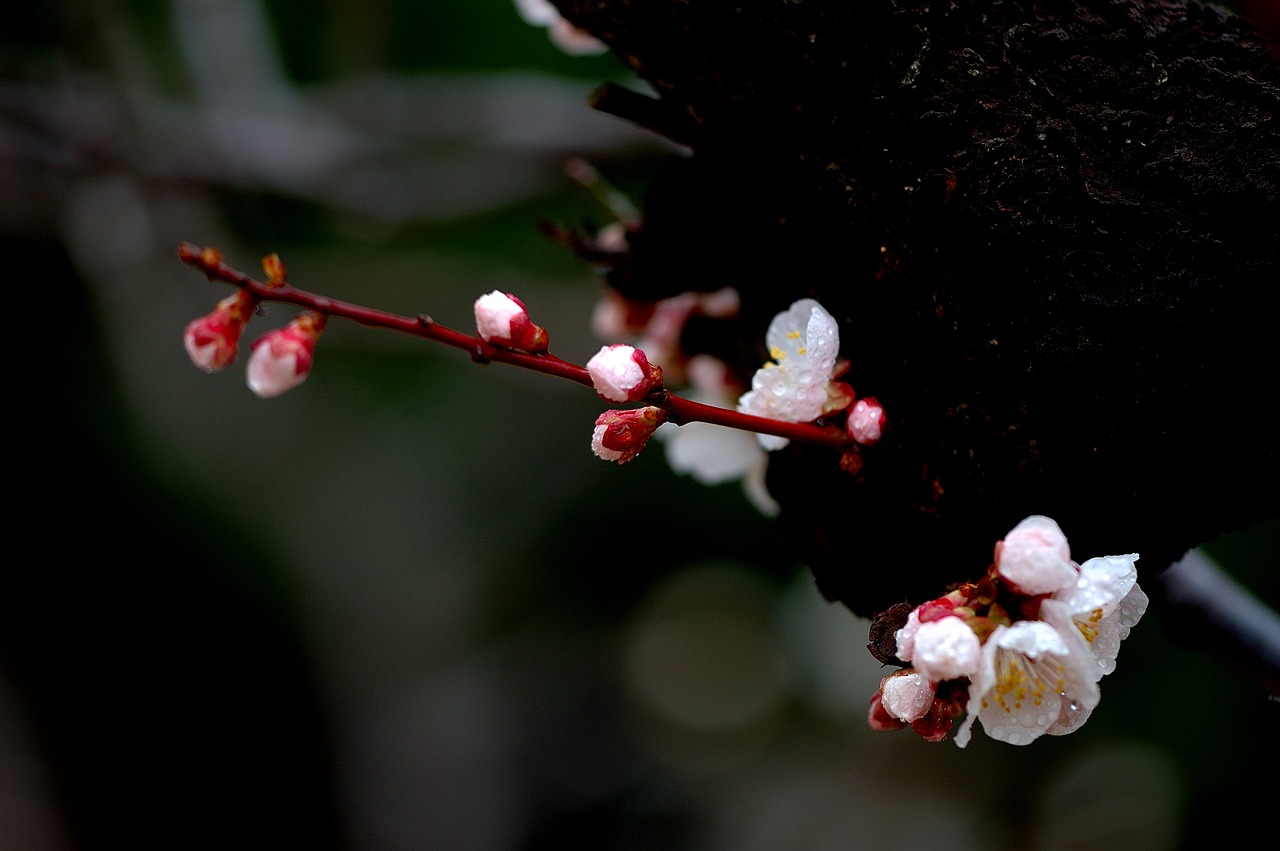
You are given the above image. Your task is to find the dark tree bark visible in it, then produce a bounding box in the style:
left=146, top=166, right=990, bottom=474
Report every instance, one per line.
left=551, top=1, right=1279, bottom=621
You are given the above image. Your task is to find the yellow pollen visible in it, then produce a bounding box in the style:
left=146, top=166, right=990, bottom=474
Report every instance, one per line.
left=798, top=346, right=808, bottom=356
left=1076, top=608, right=1105, bottom=644
left=770, top=346, right=786, bottom=361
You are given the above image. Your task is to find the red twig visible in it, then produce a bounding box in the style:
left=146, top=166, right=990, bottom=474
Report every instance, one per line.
left=177, top=242, right=852, bottom=451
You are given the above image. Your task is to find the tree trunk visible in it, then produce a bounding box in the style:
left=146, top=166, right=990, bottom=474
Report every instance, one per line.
left=552, top=0, right=1280, bottom=620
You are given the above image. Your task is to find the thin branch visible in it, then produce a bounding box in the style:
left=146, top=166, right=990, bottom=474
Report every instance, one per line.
left=1151, top=547, right=1280, bottom=697
left=177, top=242, right=852, bottom=451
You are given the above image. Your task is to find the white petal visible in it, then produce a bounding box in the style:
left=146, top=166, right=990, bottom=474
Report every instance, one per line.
left=658, top=421, right=764, bottom=485
left=764, top=298, right=838, bottom=371
left=740, top=461, right=779, bottom=517
left=1056, top=554, right=1140, bottom=616
left=512, top=0, right=559, bottom=26
left=801, top=302, right=840, bottom=372
left=1051, top=556, right=1147, bottom=678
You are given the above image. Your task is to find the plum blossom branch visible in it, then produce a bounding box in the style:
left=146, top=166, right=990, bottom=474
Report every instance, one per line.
left=176, top=242, right=851, bottom=451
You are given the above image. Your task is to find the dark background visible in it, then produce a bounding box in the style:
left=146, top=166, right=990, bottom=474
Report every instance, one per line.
left=3, top=2, right=1276, bottom=848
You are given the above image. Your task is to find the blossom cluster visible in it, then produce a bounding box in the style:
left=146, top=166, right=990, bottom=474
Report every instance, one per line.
left=590, top=286, right=886, bottom=509
left=868, top=516, right=1149, bottom=747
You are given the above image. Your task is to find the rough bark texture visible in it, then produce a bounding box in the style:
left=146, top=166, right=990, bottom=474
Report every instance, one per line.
left=553, top=0, right=1279, bottom=620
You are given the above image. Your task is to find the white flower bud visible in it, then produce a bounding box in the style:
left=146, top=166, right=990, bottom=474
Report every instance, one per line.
left=246, top=312, right=324, bottom=399
left=881, top=671, right=936, bottom=723
left=911, top=616, right=982, bottom=682
left=587, top=344, right=658, bottom=402
left=997, top=515, right=1079, bottom=595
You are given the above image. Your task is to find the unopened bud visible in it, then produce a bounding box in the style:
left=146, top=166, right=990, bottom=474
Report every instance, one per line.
left=880, top=670, right=937, bottom=723
left=183, top=289, right=255, bottom=373
left=996, top=515, right=1078, bottom=595
left=867, top=690, right=908, bottom=732
left=591, top=406, right=665, bottom=464
left=246, top=311, right=325, bottom=399
left=586, top=344, right=662, bottom=402
left=910, top=615, right=982, bottom=682
left=262, top=253, right=287, bottom=286
left=474, top=290, right=549, bottom=353
left=846, top=397, right=886, bottom=445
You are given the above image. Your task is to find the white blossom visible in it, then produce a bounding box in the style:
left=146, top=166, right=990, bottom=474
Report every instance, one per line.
left=954, top=618, right=1099, bottom=747
left=737, top=298, right=841, bottom=449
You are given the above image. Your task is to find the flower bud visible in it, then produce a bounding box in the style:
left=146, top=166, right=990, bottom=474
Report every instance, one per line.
left=586, top=344, right=663, bottom=402
left=591, top=406, right=665, bottom=464
left=845, top=397, right=886, bottom=445
left=246, top=311, right=325, bottom=399
left=996, top=515, right=1078, bottom=595
left=474, top=290, right=549, bottom=353
left=183, top=289, right=255, bottom=373
left=261, top=252, right=287, bottom=286
left=910, top=616, right=982, bottom=682
left=880, top=670, right=937, bottom=723
left=867, top=690, right=908, bottom=732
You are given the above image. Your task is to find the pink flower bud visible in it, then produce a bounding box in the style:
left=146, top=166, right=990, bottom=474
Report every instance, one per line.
left=845, top=397, right=886, bottom=445
left=996, top=515, right=1078, bottom=595
left=586, top=344, right=663, bottom=402
left=183, top=289, right=255, bottom=373
left=591, top=406, right=665, bottom=464
left=246, top=311, right=325, bottom=399
left=474, top=290, right=549, bottom=353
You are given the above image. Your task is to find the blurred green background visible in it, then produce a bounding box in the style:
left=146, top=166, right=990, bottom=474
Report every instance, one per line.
left=3, top=1, right=1277, bottom=848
